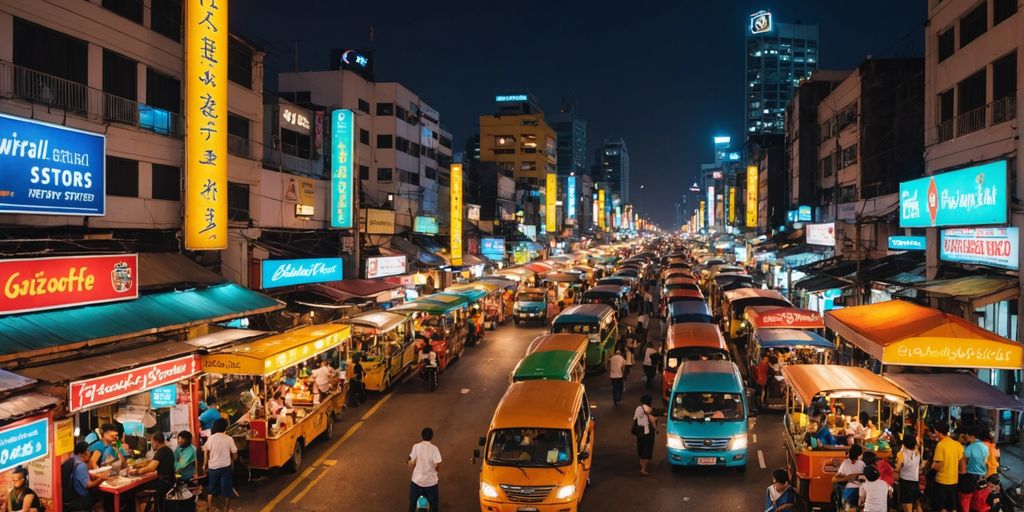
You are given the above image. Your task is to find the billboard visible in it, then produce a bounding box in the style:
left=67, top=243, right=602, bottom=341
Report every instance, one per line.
left=545, top=173, right=557, bottom=233
left=888, top=236, right=927, bottom=251
left=184, top=0, right=228, bottom=249
left=940, top=227, right=1019, bottom=270
left=797, top=205, right=812, bottom=222
left=0, top=254, right=138, bottom=315
left=598, top=189, right=606, bottom=230
left=481, top=237, right=506, bottom=261
left=450, top=163, right=463, bottom=266
left=566, top=175, right=576, bottom=219
left=365, top=255, right=407, bottom=279
left=330, top=109, right=355, bottom=228
left=413, top=216, right=438, bottom=234
left=746, top=165, right=758, bottom=227
left=0, top=113, right=106, bottom=216
left=261, top=257, right=343, bottom=288
left=363, top=208, right=395, bottom=234
left=707, top=185, right=715, bottom=228
left=728, top=187, right=736, bottom=224
left=750, top=10, right=772, bottom=34
left=899, top=160, right=1008, bottom=227
left=806, top=222, right=836, bottom=246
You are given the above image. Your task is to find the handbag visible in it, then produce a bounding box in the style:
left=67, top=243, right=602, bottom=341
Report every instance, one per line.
left=631, top=419, right=642, bottom=436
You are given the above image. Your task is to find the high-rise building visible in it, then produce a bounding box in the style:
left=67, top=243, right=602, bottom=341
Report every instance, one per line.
left=551, top=114, right=587, bottom=176
left=478, top=94, right=557, bottom=185
left=595, top=137, right=630, bottom=205
left=745, top=10, right=819, bottom=136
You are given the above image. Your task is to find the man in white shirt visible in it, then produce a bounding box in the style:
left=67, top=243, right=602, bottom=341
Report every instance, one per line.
left=203, top=418, right=238, bottom=512
left=408, top=427, right=442, bottom=512
left=311, top=359, right=334, bottom=395
left=642, top=344, right=658, bottom=390
left=609, top=350, right=626, bottom=405
left=859, top=465, right=891, bottom=512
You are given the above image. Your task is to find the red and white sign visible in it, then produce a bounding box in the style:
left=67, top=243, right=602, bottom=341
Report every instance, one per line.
left=746, top=307, right=824, bottom=329
left=68, top=355, right=199, bottom=412
left=806, top=222, right=836, bottom=247
left=366, top=255, right=407, bottom=279
left=0, top=254, right=138, bottom=315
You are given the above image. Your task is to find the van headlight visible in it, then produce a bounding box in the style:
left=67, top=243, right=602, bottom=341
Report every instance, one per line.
left=667, top=434, right=684, bottom=450
left=555, top=484, right=576, bottom=500
left=728, top=434, right=748, bottom=451
left=480, top=482, right=499, bottom=499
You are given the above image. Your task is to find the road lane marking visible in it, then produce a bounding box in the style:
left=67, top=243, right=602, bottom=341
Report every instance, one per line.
left=757, top=449, right=766, bottom=469
left=260, top=393, right=393, bottom=512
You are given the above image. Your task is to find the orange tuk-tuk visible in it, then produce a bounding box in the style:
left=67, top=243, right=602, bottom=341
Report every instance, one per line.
left=390, top=292, right=470, bottom=370
left=661, top=322, right=730, bottom=400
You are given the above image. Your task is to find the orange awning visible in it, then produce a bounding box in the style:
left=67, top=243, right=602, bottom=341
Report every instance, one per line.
left=825, top=299, right=1022, bottom=370
left=781, top=364, right=910, bottom=406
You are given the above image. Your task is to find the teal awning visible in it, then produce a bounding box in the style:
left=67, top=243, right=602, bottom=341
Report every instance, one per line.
left=0, top=284, right=283, bottom=358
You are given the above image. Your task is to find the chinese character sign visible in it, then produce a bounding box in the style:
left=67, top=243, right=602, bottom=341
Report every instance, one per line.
left=728, top=187, right=736, bottom=224
left=598, top=189, right=606, bottom=230
left=745, top=165, right=758, bottom=228
left=184, top=0, right=228, bottom=250
left=450, top=164, right=463, bottom=266
left=331, top=109, right=355, bottom=228
left=545, top=173, right=557, bottom=233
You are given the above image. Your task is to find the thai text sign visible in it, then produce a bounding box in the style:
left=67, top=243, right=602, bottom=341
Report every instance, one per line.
left=0, top=418, right=48, bottom=473
left=0, top=254, right=137, bottom=315
left=566, top=176, right=576, bottom=219
left=261, top=257, right=343, bottom=288
left=899, top=160, right=1008, bottom=227
left=598, top=189, right=606, bottom=230
left=450, top=164, right=463, bottom=266
left=888, top=236, right=927, bottom=251
left=883, top=338, right=1021, bottom=369
left=746, top=165, right=758, bottom=227
left=545, top=173, right=557, bottom=233
left=0, top=113, right=105, bottom=216
left=150, top=384, right=178, bottom=408
left=69, top=355, right=199, bottom=412
left=184, top=0, right=228, bottom=249
left=413, top=216, right=438, bottom=234
left=806, top=222, right=836, bottom=247
left=331, top=109, right=355, bottom=228
left=940, top=227, right=1019, bottom=270
left=706, top=186, right=715, bottom=228
left=748, top=308, right=824, bottom=329
left=366, top=255, right=406, bottom=279
left=482, top=238, right=505, bottom=260
left=363, top=208, right=395, bottom=234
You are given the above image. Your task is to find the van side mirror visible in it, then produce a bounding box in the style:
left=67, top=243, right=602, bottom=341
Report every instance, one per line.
left=578, top=450, right=590, bottom=461
left=472, top=448, right=480, bottom=464
left=478, top=436, right=486, bottom=447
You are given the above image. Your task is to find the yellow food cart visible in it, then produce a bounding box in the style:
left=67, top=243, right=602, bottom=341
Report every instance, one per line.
left=201, top=323, right=350, bottom=471
left=348, top=311, right=416, bottom=392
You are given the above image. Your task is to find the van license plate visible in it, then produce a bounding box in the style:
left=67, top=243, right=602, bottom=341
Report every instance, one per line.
left=697, top=457, right=717, bottom=465
left=517, top=508, right=539, bottom=512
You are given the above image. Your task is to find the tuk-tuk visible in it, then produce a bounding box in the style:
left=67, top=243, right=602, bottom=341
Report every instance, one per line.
left=660, top=288, right=705, bottom=318
left=781, top=365, right=909, bottom=508
left=551, top=304, right=620, bottom=371
left=448, top=281, right=507, bottom=329
left=447, top=287, right=488, bottom=345
left=749, top=329, right=834, bottom=410
left=511, top=349, right=585, bottom=382
left=541, top=270, right=588, bottom=306
left=572, top=265, right=597, bottom=286
left=720, top=288, right=791, bottom=340
left=347, top=311, right=417, bottom=392
left=662, top=268, right=694, bottom=281
left=663, top=276, right=700, bottom=293
left=513, top=287, right=550, bottom=325
left=662, top=322, right=730, bottom=400
left=581, top=284, right=629, bottom=318
left=390, top=292, right=471, bottom=370
left=667, top=301, right=714, bottom=325
left=478, top=277, right=518, bottom=320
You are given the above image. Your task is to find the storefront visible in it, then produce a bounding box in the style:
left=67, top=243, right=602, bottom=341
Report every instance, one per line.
left=0, top=371, right=60, bottom=511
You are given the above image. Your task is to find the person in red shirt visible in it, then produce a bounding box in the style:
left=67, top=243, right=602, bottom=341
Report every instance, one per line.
left=863, top=450, right=895, bottom=487
left=753, top=355, right=770, bottom=404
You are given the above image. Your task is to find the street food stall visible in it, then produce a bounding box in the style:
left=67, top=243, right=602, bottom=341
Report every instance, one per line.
left=541, top=270, right=588, bottom=306
left=200, top=323, right=350, bottom=471
left=720, top=288, right=792, bottom=340
left=495, top=267, right=536, bottom=286
left=446, top=288, right=488, bottom=344
left=478, top=277, right=518, bottom=322
left=781, top=365, right=910, bottom=507
left=749, top=329, right=834, bottom=410
left=826, top=299, right=1024, bottom=441
left=347, top=311, right=416, bottom=392
left=448, top=281, right=508, bottom=328
left=885, top=373, right=1024, bottom=442
left=390, top=293, right=470, bottom=370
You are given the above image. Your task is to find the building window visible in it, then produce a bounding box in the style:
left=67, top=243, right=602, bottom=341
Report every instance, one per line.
left=376, top=103, right=394, bottom=116
left=281, top=128, right=311, bottom=159
left=102, top=0, right=143, bottom=23
left=821, top=154, right=834, bottom=178
left=957, top=69, right=987, bottom=114
left=521, top=161, right=537, bottom=171
left=106, top=156, right=139, bottom=197
left=399, top=169, right=420, bottom=186
left=959, top=2, right=988, bottom=49
left=993, top=51, right=1017, bottom=123
left=359, top=165, right=370, bottom=180
left=494, top=149, right=515, bottom=155
left=227, top=114, right=250, bottom=158
left=228, top=182, right=250, bottom=221
left=228, top=38, right=254, bottom=89
left=994, top=0, right=1017, bottom=26
left=439, top=136, right=452, bottom=149
left=425, top=167, right=437, bottom=181
left=359, top=128, right=370, bottom=145
left=841, top=144, right=858, bottom=168
left=395, top=106, right=409, bottom=123
left=150, top=0, right=182, bottom=41
left=151, top=164, right=181, bottom=201
left=358, top=99, right=370, bottom=114
left=13, top=17, right=88, bottom=86
left=146, top=68, right=181, bottom=113
left=938, top=27, right=955, bottom=62
left=377, top=168, right=393, bottom=181
left=377, top=134, right=393, bottom=149
left=102, top=50, right=137, bottom=101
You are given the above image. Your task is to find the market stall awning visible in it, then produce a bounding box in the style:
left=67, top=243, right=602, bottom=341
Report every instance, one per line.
left=912, top=275, right=1019, bottom=309
left=525, top=262, right=554, bottom=273
left=754, top=329, right=833, bottom=350
left=202, top=323, right=350, bottom=376
left=461, top=253, right=488, bottom=267
left=793, top=274, right=850, bottom=292
left=781, top=364, right=910, bottom=405
left=139, top=252, right=224, bottom=290
left=186, top=329, right=268, bottom=350
left=0, top=283, right=284, bottom=361
left=0, top=369, right=35, bottom=394
left=0, top=393, right=58, bottom=423
left=825, top=299, right=1023, bottom=369
left=885, top=373, right=1024, bottom=410
left=325, top=279, right=403, bottom=298
left=19, top=340, right=197, bottom=384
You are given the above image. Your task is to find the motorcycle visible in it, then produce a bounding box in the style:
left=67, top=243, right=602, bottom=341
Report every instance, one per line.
left=990, top=467, right=1024, bottom=511
left=420, top=359, right=439, bottom=392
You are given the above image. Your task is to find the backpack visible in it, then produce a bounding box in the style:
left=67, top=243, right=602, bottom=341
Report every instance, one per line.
left=61, top=456, right=81, bottom=504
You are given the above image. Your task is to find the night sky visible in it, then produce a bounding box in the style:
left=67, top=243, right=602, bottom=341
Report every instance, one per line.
left=235, top=1, right=926, bottom=229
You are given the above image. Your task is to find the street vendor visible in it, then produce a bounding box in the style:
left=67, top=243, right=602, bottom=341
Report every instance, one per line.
left=199, top=396, right=223, bottom=433
left=310, top=358, right=335, bottom=396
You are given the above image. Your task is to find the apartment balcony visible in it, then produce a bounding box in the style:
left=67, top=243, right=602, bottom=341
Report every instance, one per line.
left=956, top=104, right=986, bottom=137
left=938, top=94, right=1017, bottom=143
left=0, top=60, right=183, bottom=137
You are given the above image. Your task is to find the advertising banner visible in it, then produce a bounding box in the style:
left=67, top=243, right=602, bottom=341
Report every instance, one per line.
left=413, top=216, right=438, bottom=234
left=149, top=384, right=178, bottom=408
left=888, top=236, right=927, bottom=251
left=0, top=254, right=137, bottom=315
left=69, top=355, right=199, bottom=412
left=0, top=418, right=48, bottom=473
left=330, top=109, right=355, bottom=228
left=728, top=187, right=736, bottom=224
left=184, top=0, right=228, bottom=249
left=545, top=173, right=557, bottom=233
left=482, top=238, right=506, bottom=261
left=899, top=160, right=1008, bottom=227
left=466, top=204, right=480, bottom=221
left=940, top=227, right=1019, bottom=270
left=261, top=257, right=343, bottom=288
left=707, top=186, right=715, bottom=228
left=566, top=176, right=577, bottom=219
left=450, top=163, right=463, bottom=266
left=798, top=205, right=812, bottom=222
left=806, top=222, right=836, bottom=247
left=0, top=113, right=106, bottom=216
left=598, top=189, right=606, bottom=230
left=746, top=165, right=758, bottom=227
left=363, top=208, right=396, bottom=234
left=366, top=255, right=406, bottom=279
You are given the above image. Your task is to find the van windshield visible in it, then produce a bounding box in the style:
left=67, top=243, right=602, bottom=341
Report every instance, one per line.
left=666, top=349, right=730, bottom=370
left=552, top=323, right=599, bottom=335
left=671, top=392, right=744, bottom=422
left=487, top=428, right=572, bottom=467
left=517, top=292, right=545, bottom=302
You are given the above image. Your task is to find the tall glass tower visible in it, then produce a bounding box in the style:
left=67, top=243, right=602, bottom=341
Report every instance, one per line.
left=745, top=10, right=819, bottom=136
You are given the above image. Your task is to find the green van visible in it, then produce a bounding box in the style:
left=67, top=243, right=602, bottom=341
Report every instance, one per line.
left=550, top=304, right=619, bottom=371
left=511, top=350, right=586, bottom=383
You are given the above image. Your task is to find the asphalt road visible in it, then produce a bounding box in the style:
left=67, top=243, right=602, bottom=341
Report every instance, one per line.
left=234, top=313, right=790, bottom=512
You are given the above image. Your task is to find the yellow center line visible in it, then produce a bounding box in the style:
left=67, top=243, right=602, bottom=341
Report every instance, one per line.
left=260, top=393, right=393, bottom=512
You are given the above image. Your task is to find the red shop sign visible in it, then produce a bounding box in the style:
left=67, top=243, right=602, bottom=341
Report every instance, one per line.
left=68, top=355, right=199, bottom=412
left=0, top=254, right=138, bottom=315
left=747, top=307, right=824, bottom=329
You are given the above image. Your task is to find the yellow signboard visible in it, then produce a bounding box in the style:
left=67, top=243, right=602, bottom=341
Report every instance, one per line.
left=598, top=189, right=606, bottom=230
left=698, top=200, right=705, bottom=228
left=746, top=165, right=758, bottom=228
left=545, top=173, right=557, bottom=233
left=451, top=164, right=463, bottom=266
left=55, top=418, right=74, bottom=456
left=881, top=337, right=1023, bottom=370
left=184, top=0, right=228, bottom=249
left=728, top=187, right=736, bottom=224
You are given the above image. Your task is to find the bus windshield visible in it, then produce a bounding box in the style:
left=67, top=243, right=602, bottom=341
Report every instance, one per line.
left=487, top=428, right=572, bottom=467
left=671, top=392, right=744, bottom=422
left=517, top=292, right=545, bottom=302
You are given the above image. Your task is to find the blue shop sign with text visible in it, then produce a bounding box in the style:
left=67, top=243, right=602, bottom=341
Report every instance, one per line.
left=797, top=205, right=812, bottom=222
left=150, top=384, right=177, bottom=408
left=899, top=160, right=1008, bottom=227
left=888, top=236, right=927, bottom=251
left=261, top=257, right=344, bottom=289
left=0, top=113, right=106, bottom=216
left=0, top=418, right=48, bottom=473
left=482, top=238, right=506, bottom=260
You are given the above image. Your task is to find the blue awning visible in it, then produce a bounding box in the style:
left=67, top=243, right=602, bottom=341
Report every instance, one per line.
left=755, top=328, right=834, bottom=350
left=0, top=283, right=283, bottom=359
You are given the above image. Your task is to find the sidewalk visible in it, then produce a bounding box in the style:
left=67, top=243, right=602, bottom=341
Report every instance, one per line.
left=999, top=443, right=1024, bottom=482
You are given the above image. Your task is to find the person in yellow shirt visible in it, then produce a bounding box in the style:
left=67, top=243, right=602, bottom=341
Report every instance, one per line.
left=929, top=423, right=963, bottom=512
left=981, top=429, right=1000, bottom=478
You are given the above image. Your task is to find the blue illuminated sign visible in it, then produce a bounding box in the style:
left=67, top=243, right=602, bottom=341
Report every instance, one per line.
left=150, top=384, right=177, bottom=408
left=899, top=160, right=1008, bottom=228
left=341, top=49, right=369, bottom=68
left=413, top=216, right=439, bottom=234
left=495, top=95, right=528, bottom=102
left=750, top=10, right=772, bottom=34
left=786, top=210, right=799, bottom=223
left=0, top=113, right=105, bottom=216
left=0, top=418, right=48, bottom=473
left=797, top=205, right=812, bottom=222
left=888, top=236, right=926, bottom=251
left=481, top=237, right=506, bottom=261
left=261, top=257, right=344, bottom=289
left=330, top=109, right=354, bottom=228
left=566, top=176, right=577, bottom=219
left=713, top=136, right=731, bottom=144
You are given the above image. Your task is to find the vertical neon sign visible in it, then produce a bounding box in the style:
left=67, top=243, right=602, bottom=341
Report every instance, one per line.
left=450, top=164, right=463, bottom=266
left=331, top=109, right=354, bottom=228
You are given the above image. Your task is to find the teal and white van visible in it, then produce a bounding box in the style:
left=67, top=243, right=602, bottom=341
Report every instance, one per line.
left=665, top=360, right=748, bottom=470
